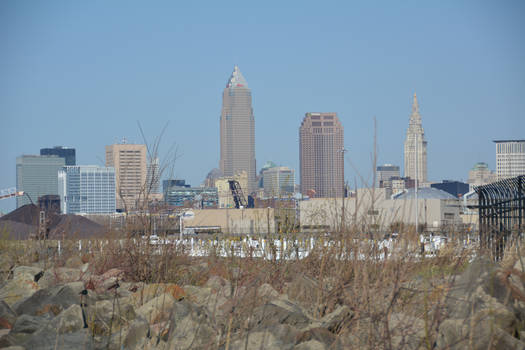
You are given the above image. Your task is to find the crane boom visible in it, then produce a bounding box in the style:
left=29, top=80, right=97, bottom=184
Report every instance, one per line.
left=0, top=188, right=24, bottom=201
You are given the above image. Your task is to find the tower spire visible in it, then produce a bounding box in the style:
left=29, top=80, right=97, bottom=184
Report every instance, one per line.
left=412, top=92, right=419, bottom=116
left=227, top=65, right=248, bottom=88
left=404, top=92, right=427, bottom=183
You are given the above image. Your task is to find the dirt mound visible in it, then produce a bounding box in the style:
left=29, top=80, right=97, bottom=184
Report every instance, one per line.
left=0, top=205, right=107, bottom=239
left=49, top=214, right=106, bottom=239
left=0, top=220, right=36, bottom=239
left=0, top=204, right=39, bottom=226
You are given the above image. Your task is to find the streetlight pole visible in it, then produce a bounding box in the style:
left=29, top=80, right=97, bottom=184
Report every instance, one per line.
left=337, top=147, right=348, bottom=232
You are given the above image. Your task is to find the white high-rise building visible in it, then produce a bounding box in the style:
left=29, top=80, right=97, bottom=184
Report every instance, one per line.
left=494, top=140, right=525, bottom=180
left=263, top=166, right=295, bottom=198
left=58, top=166, right=116, bottom=214
left=404, top=93, right=428, bottom=185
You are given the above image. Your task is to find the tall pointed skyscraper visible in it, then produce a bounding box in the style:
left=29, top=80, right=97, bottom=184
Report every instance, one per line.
left=404, top=93, right=428, bottom=184
left=220, top=66, right=256, bottom=193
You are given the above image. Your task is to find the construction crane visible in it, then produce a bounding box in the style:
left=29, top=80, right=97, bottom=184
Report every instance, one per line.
left=228, top=180, right=254, bottom=209
left=0, top=188, right=25, bottom=201
left=0, top=188, right=34, bottom=206
left=228, top=180, right=246, bottom=208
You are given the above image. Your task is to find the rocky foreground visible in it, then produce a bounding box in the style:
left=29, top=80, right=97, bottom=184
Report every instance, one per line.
left=1, top=256, right=525, bottom=349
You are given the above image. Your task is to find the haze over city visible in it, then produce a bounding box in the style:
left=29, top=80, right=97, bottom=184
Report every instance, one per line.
left=1, top=0, right=524, bottom=213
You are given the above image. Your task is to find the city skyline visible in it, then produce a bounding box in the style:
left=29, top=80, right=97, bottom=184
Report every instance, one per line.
left=1, top=1, right=524, bottom=212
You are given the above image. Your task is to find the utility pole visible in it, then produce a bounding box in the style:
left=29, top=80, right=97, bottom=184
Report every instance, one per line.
left=337, top=147, right=348, bottom=232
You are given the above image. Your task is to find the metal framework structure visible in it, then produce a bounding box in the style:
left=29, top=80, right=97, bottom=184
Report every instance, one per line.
left=228, top=180, right=248, bottom=209
left=476, top=175, right=524, bottom=258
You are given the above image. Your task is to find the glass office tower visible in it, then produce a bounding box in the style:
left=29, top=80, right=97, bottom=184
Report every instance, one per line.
left=16, top=155, right=65, bottom=208
left=58, top=166, right=116, bottom=214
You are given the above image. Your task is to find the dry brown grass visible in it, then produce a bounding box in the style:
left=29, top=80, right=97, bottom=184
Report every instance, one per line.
left=3, top=222, right=518, bottom=349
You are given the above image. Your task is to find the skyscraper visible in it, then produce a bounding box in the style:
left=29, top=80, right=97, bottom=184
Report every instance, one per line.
left=404, top=93, right=428, bottom=185
left=494, top=140, right=525, bottom=180
left=300, top=113, right=344, bottom=198
left=16, top=155, right=65, bottom=208
left=58, top=166, right=116, bottom=214
left=220, top=66, right=256, bottom=194
left=105, top=143, right=147, bottom=211
left=40, top=146, right=76, bottom=165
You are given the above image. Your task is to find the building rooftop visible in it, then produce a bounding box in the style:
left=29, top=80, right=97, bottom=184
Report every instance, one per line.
left=493, top=140, right=525, bottom=143
left=472, top=162, right=490, bottom=170
left=261, top=161, right=277, bottom=170
left=393, top=187, right=457, bottom=200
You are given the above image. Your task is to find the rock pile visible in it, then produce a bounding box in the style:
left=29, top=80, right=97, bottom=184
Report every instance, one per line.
left=1, top=258, right=525, bottom=349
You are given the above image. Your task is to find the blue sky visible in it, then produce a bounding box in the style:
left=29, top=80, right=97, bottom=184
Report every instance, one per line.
left=1, top=0, right=524, bottom=213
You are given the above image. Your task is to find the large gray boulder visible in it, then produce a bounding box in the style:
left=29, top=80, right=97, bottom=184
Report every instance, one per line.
left=229, top=323, right=300, bottom=349
left=0, top=270, right=40, bottom=307
left=166, top=300, right=218, bottom=350
left=53, top=304, right=85, bottom=334
left=0, top=314, right=50, bottom=348
left=228, top=330, right=290, bottom=350
left=22, top=326, right=94, bottom=350
left=250, top=297, right=314, bottom=330
left=319, top=305, right=353, bottom=333
left=37, top=267, right=83, bottom=289
left=293, top=339, right=327, bottom=350
left=285, top=275, right=321, bottom=316
left=135, top=293, right=175, bottom=324
left=122, top=317, right=149, bottom=350
left=85, top=298, right=136, bottom=336
left=183, top=284, right=229, bottom=323
left=12, top=266, right=43, bottom=280
left=257, top=283, right=280, bottom=300
left=296, top=327, right=336, bottom=348
left=205, top=275, right=232, bottom=298
left=14, top=283, right=81, bottom=317
left=437, top=318, right=525, bottom=350
left=11, top=314, right=48, bottom=334
left=438, top=258, right=525, bottom=349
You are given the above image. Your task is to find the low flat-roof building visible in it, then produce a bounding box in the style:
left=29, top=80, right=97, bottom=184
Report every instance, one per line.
left=299, top=187, right=461, bottom=233
left=184, top=208, right=276, bottom=235
left=164, top=180, right=218, bottom=209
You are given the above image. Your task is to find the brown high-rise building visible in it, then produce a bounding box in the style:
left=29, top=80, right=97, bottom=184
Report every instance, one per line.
left=220, top=66, right=256, bottom=194
left=105, top=143, right=147, bottom=211
left=300, top=113, right=344, bottom=198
